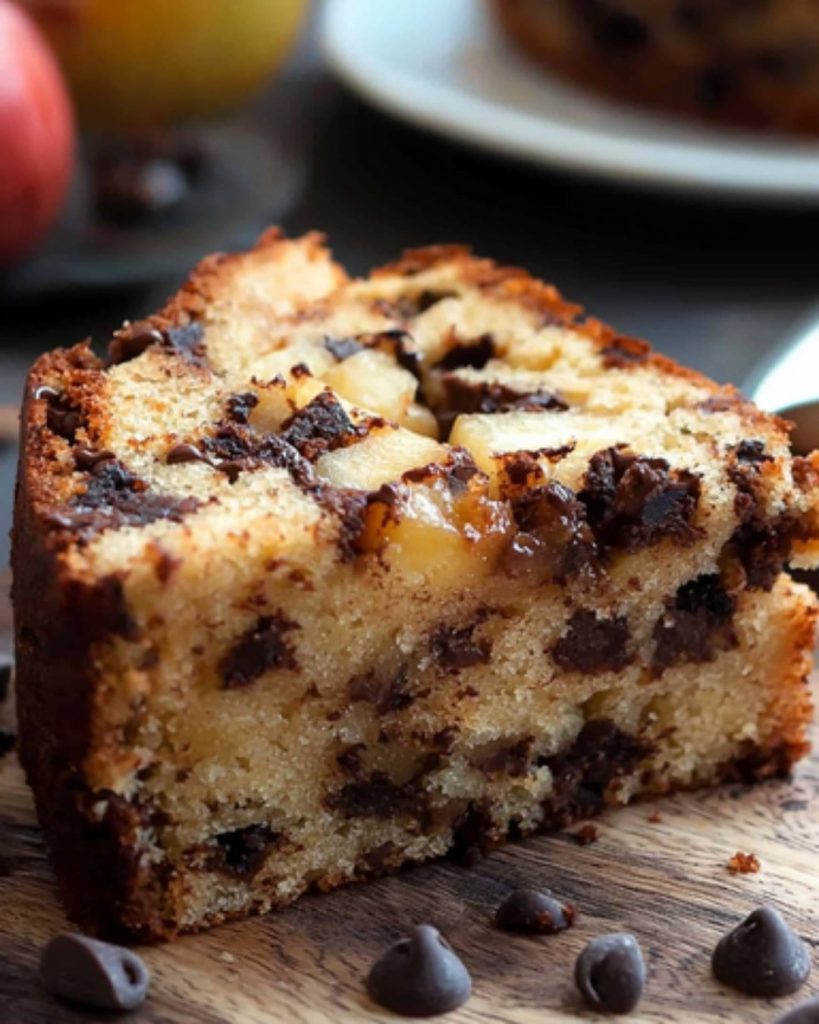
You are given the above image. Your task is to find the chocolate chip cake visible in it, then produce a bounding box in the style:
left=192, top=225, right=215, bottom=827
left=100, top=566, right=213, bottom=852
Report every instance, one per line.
left=14, top=228, right=819, bottom=940
left=491, top=0, right=819, bottom=134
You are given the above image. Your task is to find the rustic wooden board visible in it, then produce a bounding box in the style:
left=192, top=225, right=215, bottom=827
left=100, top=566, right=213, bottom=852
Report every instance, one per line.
left=1, top=565, right=817, bottom=1023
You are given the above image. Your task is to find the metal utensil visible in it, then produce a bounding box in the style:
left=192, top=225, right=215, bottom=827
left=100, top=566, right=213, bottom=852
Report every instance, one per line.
left=744, top=306, right=819, bottom=454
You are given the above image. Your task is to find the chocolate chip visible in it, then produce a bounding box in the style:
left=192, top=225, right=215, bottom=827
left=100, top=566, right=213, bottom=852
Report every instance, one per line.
left=211, top=824, right=279, bottom=878
left=442, top=377, right=568, bottom=417
left=74, top=448, right=116, bottom=471
left=109, top=321, right=166, bottom=364
left=712, top=906, right=810, bottom=997
left=35, top=386, right=84, bottom=440
left=579, top=447, right=701, bottom=553
left=166, top=442, right=209, bottom=465
left=552, top=610, right=632, bottom=674
left=63, top=459, right=201, bottom=537
left=735, top=439, right=772, bottom=464
left=366, top=924, right=471, bottom=1017
left=540, top=720, right=652, bottom=827
left=774, top=996, right=819, bottom=1024
left=226, top=392, right=259, bottom=424
left=0, top=652, right=12, bottom=702
left=430, top=621, right=491, bottom=672
left=575, top=933, right=646, bottom=1014
left=505, top=481, right=597, bottom=583
left=220, top=613, right=299, bottom=688
left=651, top=573, right=737, bottom=675
left=495, top=888, right=575, bottom=934
left=280, top=392, right=363, bottom=461
left=435, top=333, right=495, bottom=371
left=40, top=933, right=150, bottom=1011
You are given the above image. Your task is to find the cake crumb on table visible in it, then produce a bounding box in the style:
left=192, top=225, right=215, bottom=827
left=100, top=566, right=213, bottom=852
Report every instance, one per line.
left=727, top=851, right=760, bottom=875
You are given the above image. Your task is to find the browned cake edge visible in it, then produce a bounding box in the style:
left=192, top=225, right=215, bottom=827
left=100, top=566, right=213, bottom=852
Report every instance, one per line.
left=490, top=0, right=819, bottom=135
left=12, top=229, right=819, bottom=941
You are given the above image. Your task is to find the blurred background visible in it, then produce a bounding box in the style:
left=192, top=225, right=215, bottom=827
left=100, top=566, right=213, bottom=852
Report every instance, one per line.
left=3, top=0, right=819, bottom=576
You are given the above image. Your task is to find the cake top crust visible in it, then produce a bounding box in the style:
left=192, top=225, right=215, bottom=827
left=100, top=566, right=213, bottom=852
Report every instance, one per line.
left=17, top=228, right=819, bottom=591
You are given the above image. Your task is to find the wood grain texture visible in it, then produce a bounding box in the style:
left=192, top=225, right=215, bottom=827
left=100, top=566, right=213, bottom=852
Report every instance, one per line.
left=0, top=572, right=817, bottom=1023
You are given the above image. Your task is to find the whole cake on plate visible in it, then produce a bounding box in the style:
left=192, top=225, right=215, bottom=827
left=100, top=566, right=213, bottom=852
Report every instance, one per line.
left=491, top=0, right=819, bottom=134
left=13, top=228, right=819, bottom=939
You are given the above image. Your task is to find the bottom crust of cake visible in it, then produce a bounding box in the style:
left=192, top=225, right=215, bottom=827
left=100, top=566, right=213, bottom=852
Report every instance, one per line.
left=20, top=577, right=816, bottom=943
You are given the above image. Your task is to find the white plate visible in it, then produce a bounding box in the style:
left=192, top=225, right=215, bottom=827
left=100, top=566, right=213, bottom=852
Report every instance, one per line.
left=322, top=0, right=819, bottom=203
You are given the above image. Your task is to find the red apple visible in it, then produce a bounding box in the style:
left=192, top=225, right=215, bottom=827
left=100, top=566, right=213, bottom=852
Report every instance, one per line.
left=0, top=0, right=74, bottom=266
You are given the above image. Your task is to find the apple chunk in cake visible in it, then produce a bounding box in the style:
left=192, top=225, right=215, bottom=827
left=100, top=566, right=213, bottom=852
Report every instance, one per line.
left=14, top=229, right=819, bottom=940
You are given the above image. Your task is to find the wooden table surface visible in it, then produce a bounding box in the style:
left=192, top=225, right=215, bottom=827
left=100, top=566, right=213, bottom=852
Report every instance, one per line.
left=1, top=560, right=818, bottom=1023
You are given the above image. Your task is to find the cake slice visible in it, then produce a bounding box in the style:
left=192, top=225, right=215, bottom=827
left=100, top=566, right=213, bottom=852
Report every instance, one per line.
left=14, top=229, right=819, bottom=941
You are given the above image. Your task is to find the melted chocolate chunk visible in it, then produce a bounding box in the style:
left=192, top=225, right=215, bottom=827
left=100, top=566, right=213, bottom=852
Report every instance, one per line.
left=61, top=459, right=200, bottom=536
left=435, top=333, right=495, bottom=371
left=774, top=996, right=819, bottom=1024
left=402, top=448, right=481, bottom=495
left=280, top=392, right=363, bottom=461
left=211, top=824, right=279, bottom=878
left=540, top=720, right=651, bottom=826
left=712, top=906, right=810, bottom=997
left=74, top=448, right=116, bottom=471
left=226, top=392, right=259, bottom=424
left=220, top=613, right=299, bottom=688
left=324, top=336, right=364, bottom=361
left=108, top=320, right=205, bottom=366
left=575, top=933, right=646, bottom=1014
left=375, top=290, right=457, bottom=320
left=735, top=439, right=772, bottom=464
left=40, top=933, right=150, bottom=1012
left=326, top=771, right=429, bottom=821
left=504, top=481, right=597, bottom=582
left=731, top=512, right=808, bottom=591
left=367, top=924, right=472, bottom=1017
left=651, top=574, right=737, bottom=675
left=36, top=386, right=84, bottom=441
left=108, top=322, right=166, bottom=365
left=314, top=487, right=370, bottom=562
left=348, top=666, right=414, bottom=714
left=442, top=377, right=569, bottom=416
left=199, top=424, right=312, bottom=486
left=495, top=888, right=575, bottom=934
left=430, top=621, right=491, bottom=672
left=166, top=442, right=209, bottom=465
left=579, top=447, right=701, bottom=552
left=552, top=610, right=632, bottom=674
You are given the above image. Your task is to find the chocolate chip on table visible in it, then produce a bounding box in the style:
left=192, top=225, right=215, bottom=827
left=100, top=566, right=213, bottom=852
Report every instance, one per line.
left=575, top=933, right=646, bottom=1014
left=712, top=906, right=810, bottom=997
left=40, top=933, right=150, bottom=1011
left=108, top=321, right=166, bottom=365
left=774, top=996, right=819, bottom=1024
left=366, top=924, right=471, bottom=1017
left=494, top=888, right=575, bottom=934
